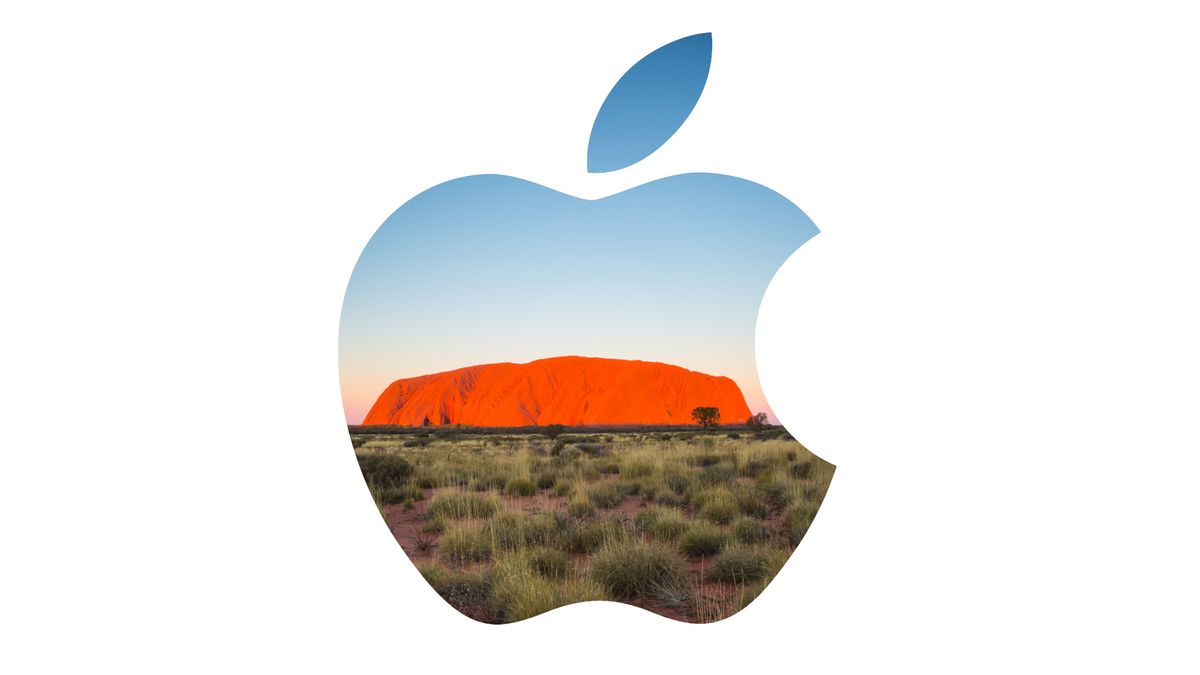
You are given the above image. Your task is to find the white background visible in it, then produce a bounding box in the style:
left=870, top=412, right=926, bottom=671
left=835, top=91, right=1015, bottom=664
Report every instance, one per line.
left=3, top=2, right=1198, bottom=673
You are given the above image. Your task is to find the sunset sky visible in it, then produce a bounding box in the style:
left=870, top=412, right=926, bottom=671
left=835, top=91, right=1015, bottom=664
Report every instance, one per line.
left=339, top=172, right=817, bottom=424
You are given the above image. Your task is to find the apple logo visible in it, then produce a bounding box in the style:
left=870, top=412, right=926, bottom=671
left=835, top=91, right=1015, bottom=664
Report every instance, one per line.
left=342, top=33, right=833, bottom=623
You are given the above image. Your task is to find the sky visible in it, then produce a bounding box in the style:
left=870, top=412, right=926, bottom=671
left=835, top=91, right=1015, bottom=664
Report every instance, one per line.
left=339, top=172, right=817, bottom=424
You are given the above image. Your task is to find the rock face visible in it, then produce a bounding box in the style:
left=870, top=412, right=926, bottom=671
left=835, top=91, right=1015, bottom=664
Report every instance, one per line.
left=362, top=355, right=752, bottom=427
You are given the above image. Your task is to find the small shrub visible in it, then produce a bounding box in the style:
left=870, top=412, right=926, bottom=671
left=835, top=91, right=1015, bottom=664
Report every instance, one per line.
left=409, top=530, right=435, bottom=551
left=591, top=540, right=687, bottom=599
left=679, top=522, right=726, bottom=557
left=535, top=472, right=557, bottom=490
left=357, top=453, right=413, bottom=487
left=378, top=482, right=424, bottom=504
left=731, top=516, right=773, bottom=544
left=503, top=477, right=538, bottom=497
left=421, top=516, right=446, bottom=534
left=791, top=461, right=814, bottom=480
left=419, top=563, right=492, bottom=605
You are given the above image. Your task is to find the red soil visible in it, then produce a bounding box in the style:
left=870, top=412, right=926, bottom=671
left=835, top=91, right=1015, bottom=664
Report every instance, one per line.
left=362, top=355, right=752, bottom=427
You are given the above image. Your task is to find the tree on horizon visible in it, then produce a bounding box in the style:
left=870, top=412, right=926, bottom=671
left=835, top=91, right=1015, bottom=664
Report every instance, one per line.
left=691, top=406, right=720, bottom=429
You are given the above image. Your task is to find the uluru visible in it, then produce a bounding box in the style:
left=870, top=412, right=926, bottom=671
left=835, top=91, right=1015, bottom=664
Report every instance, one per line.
left=361, top=355, right=752, bottom=427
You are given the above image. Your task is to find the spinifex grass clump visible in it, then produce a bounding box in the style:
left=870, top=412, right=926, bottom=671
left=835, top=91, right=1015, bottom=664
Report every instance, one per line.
left=679, top=521, right=727, bottom=557
left=439, top=522, right=493, bottom=564
left=633, top=506, right=690, bottom=542
left=590, top=540, right=688, bottom=599
left=427, top=492, right=503, bottom=520
left=485, top=511, right=528, bottom=552
left=521, top=511, right=564, bottom=548
left=651, top=488, right=685, bottom=508
left=586, top=481, right=627, bottom=509
left=503, top=476, right=538, bottom=497
left=551, top=478, right=574, bottom=497
left=783, top=502, right=820, bottom=546
left=731, top=516, right=773, bottom=545
left=527, top=547, right=570, bottom=579
left=489, top=553, right=610, bottom=622
left=706, top=545, right=784, bottom=584
left=691, top=488, right=738, bottom=525
left=567, top=494, right=595, bottom=519
left=733, top=486, right=769, bottom=519
left=565, top=518, right=628, bottom=554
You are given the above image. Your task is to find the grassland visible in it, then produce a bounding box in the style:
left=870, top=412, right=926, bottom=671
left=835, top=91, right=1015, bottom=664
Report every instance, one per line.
left=352, top=426, right=833, bottom=623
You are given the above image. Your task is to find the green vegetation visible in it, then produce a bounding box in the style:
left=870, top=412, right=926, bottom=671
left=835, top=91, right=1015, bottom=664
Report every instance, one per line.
left=690, top=406, right=721, bottom=429
left=679, top=521, right=727, bottom=556
left=426, top=492, right=502, bottom=520
left=706, top=545, right=785, bottom=584
left=353, top=427, right=833, bottom=623
left=503, top=476, right=538, bottom=497
left=731, top=516, right=774, bottom=545
left=591, top=540, right=687, bottom=599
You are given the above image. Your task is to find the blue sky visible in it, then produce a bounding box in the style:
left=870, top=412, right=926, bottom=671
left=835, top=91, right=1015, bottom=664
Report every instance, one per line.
left=339, top=172, right=817, bottom=423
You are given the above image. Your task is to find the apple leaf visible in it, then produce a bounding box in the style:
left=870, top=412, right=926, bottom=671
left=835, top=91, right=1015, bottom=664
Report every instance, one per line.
left=587, top=33, right=712, bottom=173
